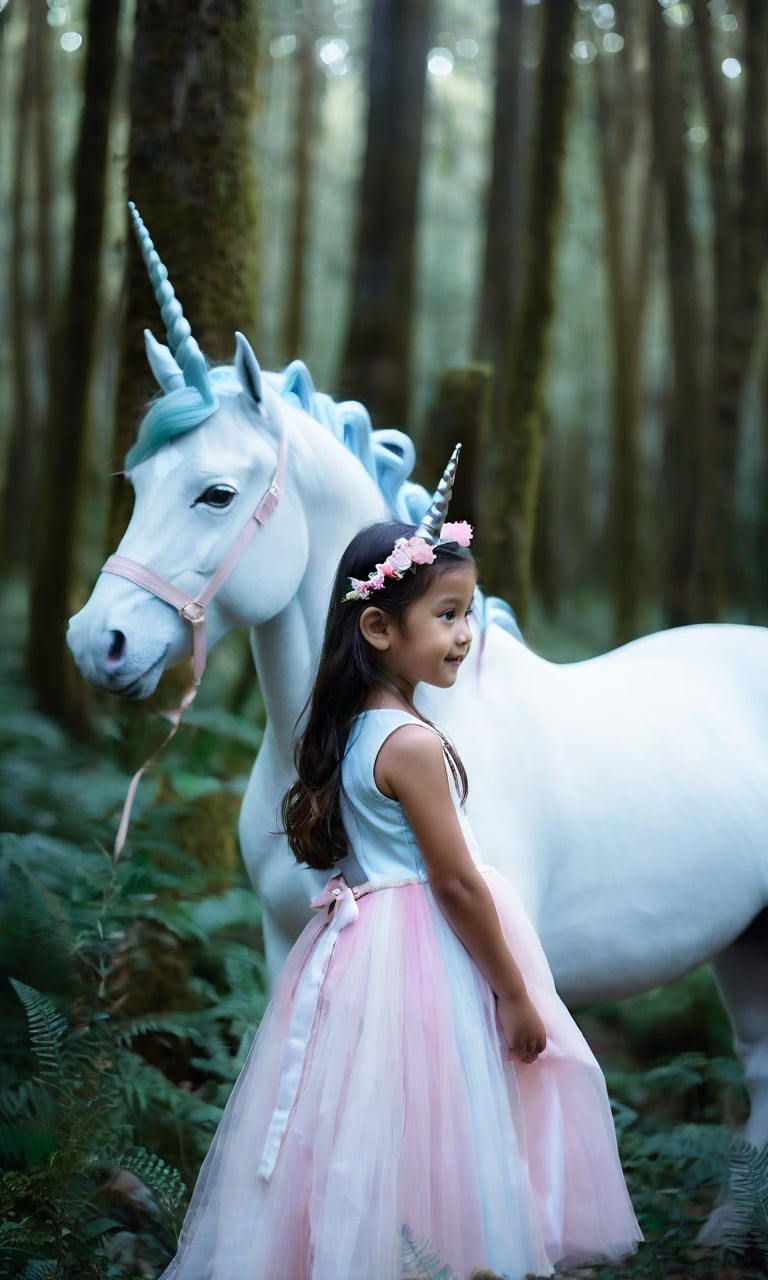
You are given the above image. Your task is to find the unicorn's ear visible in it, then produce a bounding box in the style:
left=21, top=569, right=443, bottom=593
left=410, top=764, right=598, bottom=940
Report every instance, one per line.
left=144, top=329, right=184, bottom=392
left=234, top=331, right=263, bottom=407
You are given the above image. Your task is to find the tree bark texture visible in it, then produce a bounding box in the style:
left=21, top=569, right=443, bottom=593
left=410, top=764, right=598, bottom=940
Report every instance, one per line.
left=648, top=4, right=702, bottom=628
left=480, top=0, right=575, bottom=620
left=474, top=0, right=526, bottom=413
left=417, top=364, right=493, bottom=540
left=690, top=0, right=768, bottom=618
left=337, top=0, right=433, bottom=429
left=284, top=17, right=324, bottom=358
left=2, top=2, right=51, bottom=567
left=594, top=14, right=654, bottom=645
left=25, top=0, right=122, bottom=732
left=109, top=0, right=261, bottom=545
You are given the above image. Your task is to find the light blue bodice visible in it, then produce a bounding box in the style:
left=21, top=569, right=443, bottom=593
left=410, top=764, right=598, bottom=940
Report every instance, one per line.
left=338, top=710, right=432, bottom=886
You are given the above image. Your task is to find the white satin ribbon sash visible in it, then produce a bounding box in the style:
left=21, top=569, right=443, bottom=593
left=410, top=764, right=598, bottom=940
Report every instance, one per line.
left=257, top=872, right=421, bottom=1182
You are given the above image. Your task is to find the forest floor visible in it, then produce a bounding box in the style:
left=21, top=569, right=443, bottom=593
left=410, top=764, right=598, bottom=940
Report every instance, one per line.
left=2, top=582, right=768, bottom=1278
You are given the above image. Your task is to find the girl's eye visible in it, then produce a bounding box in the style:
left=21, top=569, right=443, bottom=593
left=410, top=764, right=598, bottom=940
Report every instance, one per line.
left=192, top=484, right=237, bottom=509
left=443, top=609, right=456, bottom=621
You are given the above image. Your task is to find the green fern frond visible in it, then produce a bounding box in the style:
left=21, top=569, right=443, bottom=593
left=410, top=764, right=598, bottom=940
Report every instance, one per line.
left=9, top=981, right=67, bottom=1080
left=400, top=1223, right=459, bottom=1280
left=17, top=1261, right=58, bottom=1280
left=112, top=1015, right=195, bottom=1048
left=723, top=1137, right=768, bottom=1256
left=116, top=1146, right=187, bottom=1233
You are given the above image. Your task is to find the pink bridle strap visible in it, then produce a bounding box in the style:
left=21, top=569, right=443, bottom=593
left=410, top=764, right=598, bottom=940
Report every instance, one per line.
left=102, top=431, right=287, bottom=684
left=101, top=430, right=287, bottom=862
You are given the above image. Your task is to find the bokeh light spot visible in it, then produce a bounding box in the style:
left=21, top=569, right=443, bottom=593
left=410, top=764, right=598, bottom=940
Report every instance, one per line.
left=684, top=125, right=708, bottom=150
left=722, top=57, right=741, bottom=79
left=603, top=32, right=624, bottom=53
left=269, top=34, right=297, bottom=58
left=456, top=38, right=479, bottom=59
left=315, top=37, right=349, bottom=69
left=571, top=40, right=597, bottom=64
left=662, top=3, right=693, bottom=27
left=427, top=48, right=454, bottom=77
left=60, top=30, right=82, bottom=51
left=592, top=4, right=615, bottom=30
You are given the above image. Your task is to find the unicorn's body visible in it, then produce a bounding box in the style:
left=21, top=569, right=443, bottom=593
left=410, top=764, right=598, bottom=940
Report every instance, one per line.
left=67, top=209, right=768, bottom=1238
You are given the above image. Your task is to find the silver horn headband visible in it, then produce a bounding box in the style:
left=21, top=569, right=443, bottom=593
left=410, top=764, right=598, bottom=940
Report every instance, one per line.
left=414, top=443, right=462, bottom=545
left=343, top=443, right=472, bottom=602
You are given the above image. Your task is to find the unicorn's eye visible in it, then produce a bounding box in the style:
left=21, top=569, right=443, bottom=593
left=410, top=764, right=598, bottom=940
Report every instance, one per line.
left=192, top=484, right=237, bottom=509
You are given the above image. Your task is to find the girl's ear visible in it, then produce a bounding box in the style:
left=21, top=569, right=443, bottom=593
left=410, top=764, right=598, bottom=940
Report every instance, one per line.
left=359, top=606, right=393, bottom=651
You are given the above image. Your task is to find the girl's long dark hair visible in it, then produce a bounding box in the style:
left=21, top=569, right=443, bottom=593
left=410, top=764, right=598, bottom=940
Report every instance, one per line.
left=281, top=521, right=473, bottom=869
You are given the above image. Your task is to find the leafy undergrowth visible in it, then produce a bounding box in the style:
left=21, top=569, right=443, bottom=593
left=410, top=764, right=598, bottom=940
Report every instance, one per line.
left=2, top=589, right=768, bottom=1278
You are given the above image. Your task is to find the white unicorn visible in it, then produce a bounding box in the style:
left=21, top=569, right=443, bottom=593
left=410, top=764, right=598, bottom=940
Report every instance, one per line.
left=68, top=209, right=768, bottom=1237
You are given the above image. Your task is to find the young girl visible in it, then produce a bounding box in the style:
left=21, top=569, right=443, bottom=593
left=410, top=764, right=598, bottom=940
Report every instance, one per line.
left=159, top=452, right=641, bottom=1280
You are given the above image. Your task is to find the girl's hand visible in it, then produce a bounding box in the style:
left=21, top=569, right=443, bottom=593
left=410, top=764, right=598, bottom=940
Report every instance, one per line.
left=496, top=993, right=547, bottom=1064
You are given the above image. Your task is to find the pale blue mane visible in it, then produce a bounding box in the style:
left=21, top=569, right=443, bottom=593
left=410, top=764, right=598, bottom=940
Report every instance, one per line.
left=263, top=360, right=431, bottom=523
left=125, top=356, right=522, bottom=641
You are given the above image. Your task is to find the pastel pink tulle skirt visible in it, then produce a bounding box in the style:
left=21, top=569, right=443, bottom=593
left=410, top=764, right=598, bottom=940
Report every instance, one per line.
left=159, top=869, right=640, bottom=1280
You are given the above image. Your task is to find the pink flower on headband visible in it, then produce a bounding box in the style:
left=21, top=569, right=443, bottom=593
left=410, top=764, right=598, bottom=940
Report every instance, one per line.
left=343, top=527, right=472, bottom=602
left=440, top=521, right=473, bottom=546
left=401, top=537, right=437, bottom=565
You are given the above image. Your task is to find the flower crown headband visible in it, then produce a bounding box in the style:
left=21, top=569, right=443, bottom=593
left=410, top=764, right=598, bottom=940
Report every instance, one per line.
left=343, top=443, right=473, bottom=602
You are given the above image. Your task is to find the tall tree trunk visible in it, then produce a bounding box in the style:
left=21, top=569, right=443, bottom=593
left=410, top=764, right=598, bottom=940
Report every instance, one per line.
left=284, top=15, right=323, bottom=358
left=2, top=2, right=46, bottom=568
left=108, top=0, right=261, bottom=545
left=337, top=0, right=433, bottom=428
left=531, top=423, right=559, bottom=620
left=474, top=0, right=526, bottom=403
left=690, top=0, right=768, bottom=618
left=25, top=0, right=122, bottom=733
left=480, top=0, right=575, bottom=618
left=594, top=14, right=654, bottom=644
left=418, top=364, right=492, bottom=536
left=648, top=3, right=702, bottom=627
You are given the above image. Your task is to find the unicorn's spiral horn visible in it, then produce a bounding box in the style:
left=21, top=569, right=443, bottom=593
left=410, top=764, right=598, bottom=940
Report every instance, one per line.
left=414, top=443, right=462, bottom=545
left=128, top=201, right=214, bottom=406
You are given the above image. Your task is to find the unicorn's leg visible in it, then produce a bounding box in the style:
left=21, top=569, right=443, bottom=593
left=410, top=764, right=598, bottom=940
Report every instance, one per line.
left=698, top=908, right=768, bottom=1243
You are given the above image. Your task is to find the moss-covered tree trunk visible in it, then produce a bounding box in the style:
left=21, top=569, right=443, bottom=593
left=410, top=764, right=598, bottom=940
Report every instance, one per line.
left=25, top=0, right=121, bottom=733
left=690, top=0, right=768, bottom=619
left=474, top=0, right=526, bottom=416
left=108, top=0, right=261, bottom=544
left=648, top=4, right=702, bottom=628
left=418, top=365, right=492, bottom=540
left=480, top=0, right=574, bottom=619
left=337, top=0, right=433, bottom=428
left=594, top=15, right=653, bottom=645
left=284, top=15, right=324, bottom=358
left=2, top=1, right=50, bottom=569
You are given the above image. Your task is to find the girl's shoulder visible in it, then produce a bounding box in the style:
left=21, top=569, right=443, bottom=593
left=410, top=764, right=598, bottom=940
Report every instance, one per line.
left=352, top=708, right=442, bottom=751
left=345, top=709, right=438, bottom=770
left=349, top=709, right=445, bottom=782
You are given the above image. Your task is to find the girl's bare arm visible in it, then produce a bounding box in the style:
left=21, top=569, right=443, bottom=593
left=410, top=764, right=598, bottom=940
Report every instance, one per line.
left=376, top=724, right=546, bottom=1062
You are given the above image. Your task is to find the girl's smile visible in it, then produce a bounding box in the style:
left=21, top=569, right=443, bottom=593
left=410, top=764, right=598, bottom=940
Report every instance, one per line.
left=375, top=565, right=476, bottom=700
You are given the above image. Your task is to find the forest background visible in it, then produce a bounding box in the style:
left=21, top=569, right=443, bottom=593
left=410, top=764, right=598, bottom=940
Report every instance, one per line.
left=2, top=0, right=768, bottom=1277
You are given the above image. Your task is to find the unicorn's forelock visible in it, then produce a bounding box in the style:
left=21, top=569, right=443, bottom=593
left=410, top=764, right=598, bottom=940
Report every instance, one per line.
left=125, top=357, right=428, bottom=525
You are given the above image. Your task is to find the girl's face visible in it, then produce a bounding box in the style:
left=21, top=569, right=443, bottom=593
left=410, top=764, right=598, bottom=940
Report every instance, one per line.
left=378, top=565, right=476, bottom=700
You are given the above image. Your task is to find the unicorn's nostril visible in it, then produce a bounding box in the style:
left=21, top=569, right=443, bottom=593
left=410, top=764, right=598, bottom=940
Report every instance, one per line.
left=106, top=631, right=126, bottom=668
